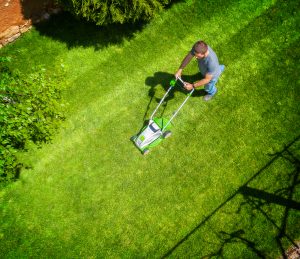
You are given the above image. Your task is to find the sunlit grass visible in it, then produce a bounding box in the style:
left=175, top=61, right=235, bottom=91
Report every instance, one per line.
left=0, top=0, right=299, bottom=257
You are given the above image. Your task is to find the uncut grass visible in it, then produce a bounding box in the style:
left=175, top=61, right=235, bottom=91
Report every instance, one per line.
left=1, top=0, right=300, bottom=257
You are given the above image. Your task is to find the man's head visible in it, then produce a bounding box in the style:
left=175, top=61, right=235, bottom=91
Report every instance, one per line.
left=193, top=41, right=208, bottom=59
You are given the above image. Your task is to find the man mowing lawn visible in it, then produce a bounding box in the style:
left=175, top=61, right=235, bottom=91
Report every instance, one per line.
left=175, top=40, right=225, bottom=101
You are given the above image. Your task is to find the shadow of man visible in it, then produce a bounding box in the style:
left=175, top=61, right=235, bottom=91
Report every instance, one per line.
left=143, top=71, right=207, bottom=120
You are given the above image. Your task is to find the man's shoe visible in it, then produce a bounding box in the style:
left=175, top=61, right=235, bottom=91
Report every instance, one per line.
left=203, top=89, right=217, bottom=101
left=203, top=94, right=214, bottom=101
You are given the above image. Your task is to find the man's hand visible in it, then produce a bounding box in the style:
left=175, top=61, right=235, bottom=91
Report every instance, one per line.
left=175, top=69, right=183, bottom=79
left=184, top=83, right=194, bottom=91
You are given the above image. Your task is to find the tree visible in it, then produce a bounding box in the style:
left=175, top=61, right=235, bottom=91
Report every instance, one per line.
left=56, top=0, right=172, bottom=25
left=0, top=57, right=66, bottom=182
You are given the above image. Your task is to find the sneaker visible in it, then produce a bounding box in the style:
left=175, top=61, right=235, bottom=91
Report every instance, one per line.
left=203, top=89, right=217, bottom=101
left=203, top=94, right=214, bottom=101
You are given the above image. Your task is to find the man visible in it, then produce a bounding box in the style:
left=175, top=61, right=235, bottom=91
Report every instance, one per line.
left=175, top=40, right=225, bottom=101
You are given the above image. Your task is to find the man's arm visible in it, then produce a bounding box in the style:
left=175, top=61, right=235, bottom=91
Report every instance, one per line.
left=175, top=52, right=194, bottom=78
left=193, top=73, right=212, bottom=87
left=184, top=73, right=213, bottom=90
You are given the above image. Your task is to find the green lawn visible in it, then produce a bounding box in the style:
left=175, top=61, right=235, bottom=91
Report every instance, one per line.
left=1, top=0, right=300, bottom=257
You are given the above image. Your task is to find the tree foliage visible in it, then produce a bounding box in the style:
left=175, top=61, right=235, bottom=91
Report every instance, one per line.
left=56, top=0, right=172, bottom=25
left=0, top=57, right=66, bottom=182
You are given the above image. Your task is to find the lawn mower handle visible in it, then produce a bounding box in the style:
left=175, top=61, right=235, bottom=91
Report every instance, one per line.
left=176, top=76, right=186, bottom=85
left=175, top=76, right=193, bottom=93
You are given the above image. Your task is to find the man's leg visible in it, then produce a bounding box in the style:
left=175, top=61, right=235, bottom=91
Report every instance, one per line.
left=203, top=79, right=217, bottom=101
left=203, top=65, right=225, bottom=101
left=220, top=64, right=225, bottom=73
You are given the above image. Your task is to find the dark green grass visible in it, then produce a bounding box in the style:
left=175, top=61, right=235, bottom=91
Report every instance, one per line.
left=0, top=0, right=299, bottom=257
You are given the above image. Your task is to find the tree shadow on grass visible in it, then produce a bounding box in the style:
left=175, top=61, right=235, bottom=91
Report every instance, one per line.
left=199, top=229, right=266, bottom=259
left=236, top=148, right=300, bottom=259
left=33, top=11, right=145, bottom=50
left=162, top=135, right=300, bottom=258
left=20, top=0, right=187, bottom=51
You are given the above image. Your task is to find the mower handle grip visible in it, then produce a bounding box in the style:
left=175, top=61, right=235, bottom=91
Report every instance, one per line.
left=175, top=77, right=193, bottom=92
left=170, top=76, right=187, bottom=87
left=176, top=76, right=186, bottom=85
left=171, top=77, right=193, bottom=92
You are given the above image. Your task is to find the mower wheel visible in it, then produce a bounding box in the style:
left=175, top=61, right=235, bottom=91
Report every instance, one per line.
left=142, top=149, right=150, bottom=155
left=163, top=130, right=172, bottom=139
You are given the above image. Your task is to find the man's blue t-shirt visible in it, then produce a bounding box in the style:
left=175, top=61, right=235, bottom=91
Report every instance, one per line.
left=191, top=45, right=221, bottom=80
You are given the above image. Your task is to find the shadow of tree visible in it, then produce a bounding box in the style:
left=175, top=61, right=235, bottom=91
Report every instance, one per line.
left=236, top=148, right=300, bottom=259
left=19, top=0, right=184, bottom=50
left=162, top=135, right=300, bottom=258
left=30, top=11, right=145, bottom=50
left=199, top=229, right=266, bottom=259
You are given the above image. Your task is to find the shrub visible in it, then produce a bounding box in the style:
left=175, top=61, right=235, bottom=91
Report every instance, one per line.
left=56, top=0, right=172, bottom=25
left=0, top=57, right=66, bottom=182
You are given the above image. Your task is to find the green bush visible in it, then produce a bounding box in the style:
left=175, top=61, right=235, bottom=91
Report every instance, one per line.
left=57, top=0, right=172, bottom=25
left=0, top=57, right=66, bottom=182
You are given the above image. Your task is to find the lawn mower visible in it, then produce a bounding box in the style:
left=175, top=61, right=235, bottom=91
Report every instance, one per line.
left=131, top=77, right=194, bottom=155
